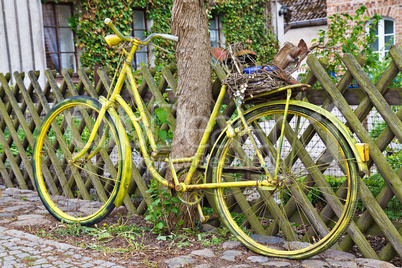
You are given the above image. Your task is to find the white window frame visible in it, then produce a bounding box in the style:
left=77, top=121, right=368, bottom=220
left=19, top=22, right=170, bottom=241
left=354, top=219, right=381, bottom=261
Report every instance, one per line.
left=132, top=9, right=148, bottom=69
left=42, top=2, right=78, bottom=73
left=210, top=14, right=225, bottom=48
left=366, top=18, right=395, bottom=59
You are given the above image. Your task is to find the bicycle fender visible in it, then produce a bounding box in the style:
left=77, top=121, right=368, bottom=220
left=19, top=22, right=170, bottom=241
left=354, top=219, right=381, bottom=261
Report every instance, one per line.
left=206, top=101, right=368, bottom=176
left=106, top=106, right=132, bottom=208
left=259, top=100, right=368, bottom=174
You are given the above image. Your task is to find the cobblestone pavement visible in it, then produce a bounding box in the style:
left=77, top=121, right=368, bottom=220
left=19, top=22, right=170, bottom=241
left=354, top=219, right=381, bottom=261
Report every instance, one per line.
left=0, top=226, right=125, bottom=268
left=0, top=186, right=399, bottom=268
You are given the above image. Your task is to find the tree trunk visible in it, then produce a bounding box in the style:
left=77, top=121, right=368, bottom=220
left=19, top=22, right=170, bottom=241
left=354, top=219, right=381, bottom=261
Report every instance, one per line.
left=169, top=0, right=212, bottom=229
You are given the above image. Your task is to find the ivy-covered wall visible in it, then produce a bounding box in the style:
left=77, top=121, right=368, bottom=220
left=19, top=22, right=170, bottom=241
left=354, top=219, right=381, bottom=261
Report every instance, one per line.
left=55, top=0, right=278, bottom=69
left=213, top=0, right=278, bottom=64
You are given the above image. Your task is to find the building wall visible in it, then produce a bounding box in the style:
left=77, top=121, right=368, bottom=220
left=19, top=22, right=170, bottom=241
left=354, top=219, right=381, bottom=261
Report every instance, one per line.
left=284, top=25, right=328, bottom=47
left=271, top=0, right=286, bottom=45
left=0, top=0, right=46, bottom=83
left=327, top=0, right=401, bottom=46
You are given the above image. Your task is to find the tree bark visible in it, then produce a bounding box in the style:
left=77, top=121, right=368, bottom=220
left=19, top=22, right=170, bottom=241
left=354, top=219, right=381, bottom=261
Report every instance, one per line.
left=169, top=0, right=212, bottom=229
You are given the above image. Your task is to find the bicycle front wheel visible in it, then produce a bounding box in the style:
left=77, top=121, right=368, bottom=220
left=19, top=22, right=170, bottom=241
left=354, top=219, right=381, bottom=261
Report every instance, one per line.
left=32, top=96, right=128, bottom=225
left=212, top=103, right=359, bottom=259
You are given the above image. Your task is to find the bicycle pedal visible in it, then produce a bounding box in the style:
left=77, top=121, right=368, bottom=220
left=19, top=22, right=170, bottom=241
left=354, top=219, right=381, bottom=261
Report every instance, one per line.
left=150, top=146, right=171, bottom=160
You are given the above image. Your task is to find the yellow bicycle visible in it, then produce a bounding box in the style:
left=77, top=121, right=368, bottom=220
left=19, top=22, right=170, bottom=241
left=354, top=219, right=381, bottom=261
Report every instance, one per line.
left=32, top=18, right=368, bottom=259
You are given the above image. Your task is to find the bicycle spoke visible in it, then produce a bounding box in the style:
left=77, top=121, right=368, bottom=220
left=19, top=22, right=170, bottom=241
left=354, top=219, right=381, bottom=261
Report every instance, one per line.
left=213, top=103, right=358, bottom=258
left=33, top=97, right=125, bottom=225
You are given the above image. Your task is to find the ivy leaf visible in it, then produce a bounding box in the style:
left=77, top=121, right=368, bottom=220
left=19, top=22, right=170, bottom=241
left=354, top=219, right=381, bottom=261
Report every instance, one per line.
left=158, top=129, right=167, bottom=141
left=155, top=107, right=167, bottom=123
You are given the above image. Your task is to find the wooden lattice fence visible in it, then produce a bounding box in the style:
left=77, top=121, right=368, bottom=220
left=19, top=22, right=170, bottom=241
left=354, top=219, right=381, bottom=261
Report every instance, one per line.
left=0, top=48, right=401, bottom=262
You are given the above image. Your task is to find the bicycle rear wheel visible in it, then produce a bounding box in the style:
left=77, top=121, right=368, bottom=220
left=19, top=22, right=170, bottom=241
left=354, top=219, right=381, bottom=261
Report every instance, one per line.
left=32, top=96, right=129, bottom=225
left=212, top=103, right=359, bottom=259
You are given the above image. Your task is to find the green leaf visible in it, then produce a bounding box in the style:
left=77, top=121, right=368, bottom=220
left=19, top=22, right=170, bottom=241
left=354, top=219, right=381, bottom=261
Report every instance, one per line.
left=157, top=235, right=167, bottom=241
left=156, top=222, right=165, bottom=229
left=162, top=200, right=172, bottom=205
left=158, top=129, right=168, bottom=141
left=155, top=107, right=167, bottom=123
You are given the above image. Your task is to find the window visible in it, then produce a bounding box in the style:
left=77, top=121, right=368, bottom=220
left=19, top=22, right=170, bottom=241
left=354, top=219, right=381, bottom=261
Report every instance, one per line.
left=367, top=18, right=395, bottom=59
left=42, top=3, right=78, bottom=73
left=132, top=9, right=148, bottom=69
left=210, top=14, right=222, bottom=48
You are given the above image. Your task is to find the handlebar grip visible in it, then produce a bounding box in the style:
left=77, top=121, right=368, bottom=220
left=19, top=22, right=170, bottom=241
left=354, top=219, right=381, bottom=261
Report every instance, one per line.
left=104, top=18, right=112, bottom=25
left=159, top=34, right=179, bottom=42
left=104, top=18, right=131, bottom=42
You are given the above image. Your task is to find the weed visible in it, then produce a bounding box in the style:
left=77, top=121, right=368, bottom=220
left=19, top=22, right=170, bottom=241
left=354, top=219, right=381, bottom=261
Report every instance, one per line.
left=35, top=229, right=55, bottom=239
left=22, top=256, right=37, bottom=267
left=197, top=232, right=226, bottom=247
left=141, top=259, right=158, bottom=267
left=144, top=179, right=182, bottom=234
left=54, top=223, right=94, bottom=237
left=23, top=256, right=36, bottom=261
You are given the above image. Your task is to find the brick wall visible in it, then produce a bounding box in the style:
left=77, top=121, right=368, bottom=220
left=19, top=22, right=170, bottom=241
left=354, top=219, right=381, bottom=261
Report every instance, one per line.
left=326, top=0, right=401, bottom=45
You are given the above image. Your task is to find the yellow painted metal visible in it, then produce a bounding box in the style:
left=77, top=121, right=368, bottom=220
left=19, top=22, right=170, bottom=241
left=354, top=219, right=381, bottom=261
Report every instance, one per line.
left=86, top=96, right=112, bottom=160
left=125, top=67, right=157, bottom=150
left=183, top=85, right=228, bottom=185
left=252, top=100, right=368, bottom=173
left=116, top=95, right=171, bottom=188
left=205, top=99, right=368, bottom=182
left=171, top=157, right=194, bottom=163
left=185, top=179, right=276, bottom=190
left=105, top=34, right=123, bottom=47
left=86, top=123, right=110, bottom=160
left=197, top=203, right=206, bottom=222
left=244, top=83, right=310, bottom=102
left=236, top=105, right=274, bottom=182
left=63, top=33, right=365, bottom=212
left=71, top=101, right=108, bottom=162
left=274, top=88, right=292, bottom=180
left=226, top=124, right=236, bottom=138
left=168, top=158, right=180, bottom=187
left=33, top=98, right=131, bottom=222
left=107, top=105, right=132, bottom=208
left=355, top=143, right=369, bottom=162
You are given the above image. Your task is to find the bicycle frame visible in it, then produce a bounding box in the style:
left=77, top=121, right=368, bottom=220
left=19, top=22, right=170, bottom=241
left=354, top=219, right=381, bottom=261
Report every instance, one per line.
left=72, top=38, right=369, bottom=195
left=70, top=40, right=280, bottom=193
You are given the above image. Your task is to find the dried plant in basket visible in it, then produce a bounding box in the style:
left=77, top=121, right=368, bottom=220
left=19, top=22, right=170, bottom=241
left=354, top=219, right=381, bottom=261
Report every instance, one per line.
left=212, top=41, right=310, bottom=100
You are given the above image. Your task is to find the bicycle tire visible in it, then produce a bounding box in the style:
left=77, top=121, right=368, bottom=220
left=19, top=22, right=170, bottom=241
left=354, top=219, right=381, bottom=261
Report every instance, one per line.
left=32, top=96, right=128, bottom=225
left=212, top=103, right=359, bottom=259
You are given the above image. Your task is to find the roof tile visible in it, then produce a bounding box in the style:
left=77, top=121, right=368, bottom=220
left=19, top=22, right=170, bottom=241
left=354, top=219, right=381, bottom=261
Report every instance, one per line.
left=282, top=0, right=327, bottom=22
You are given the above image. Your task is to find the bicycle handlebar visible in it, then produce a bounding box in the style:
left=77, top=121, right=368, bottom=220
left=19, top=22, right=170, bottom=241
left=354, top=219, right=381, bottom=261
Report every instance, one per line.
left=104, top=18, right=178, bottom=44
left=104, top=18, right=132, bottom=42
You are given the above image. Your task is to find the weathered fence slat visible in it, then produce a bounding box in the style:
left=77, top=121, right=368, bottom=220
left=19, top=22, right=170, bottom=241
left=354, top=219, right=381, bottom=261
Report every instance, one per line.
left=161, top=64, right=177, bottom=94
left=334, top=52, right=400, bottom=256
left=141, top=66, right=176, bottom=131
left=343, top=54, right=402, bottom=143
left=300, top=56, right=381, bottom=259
left=0, top=77, right=34, bottom=185
left=307, top=54, right=402, bottom=259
